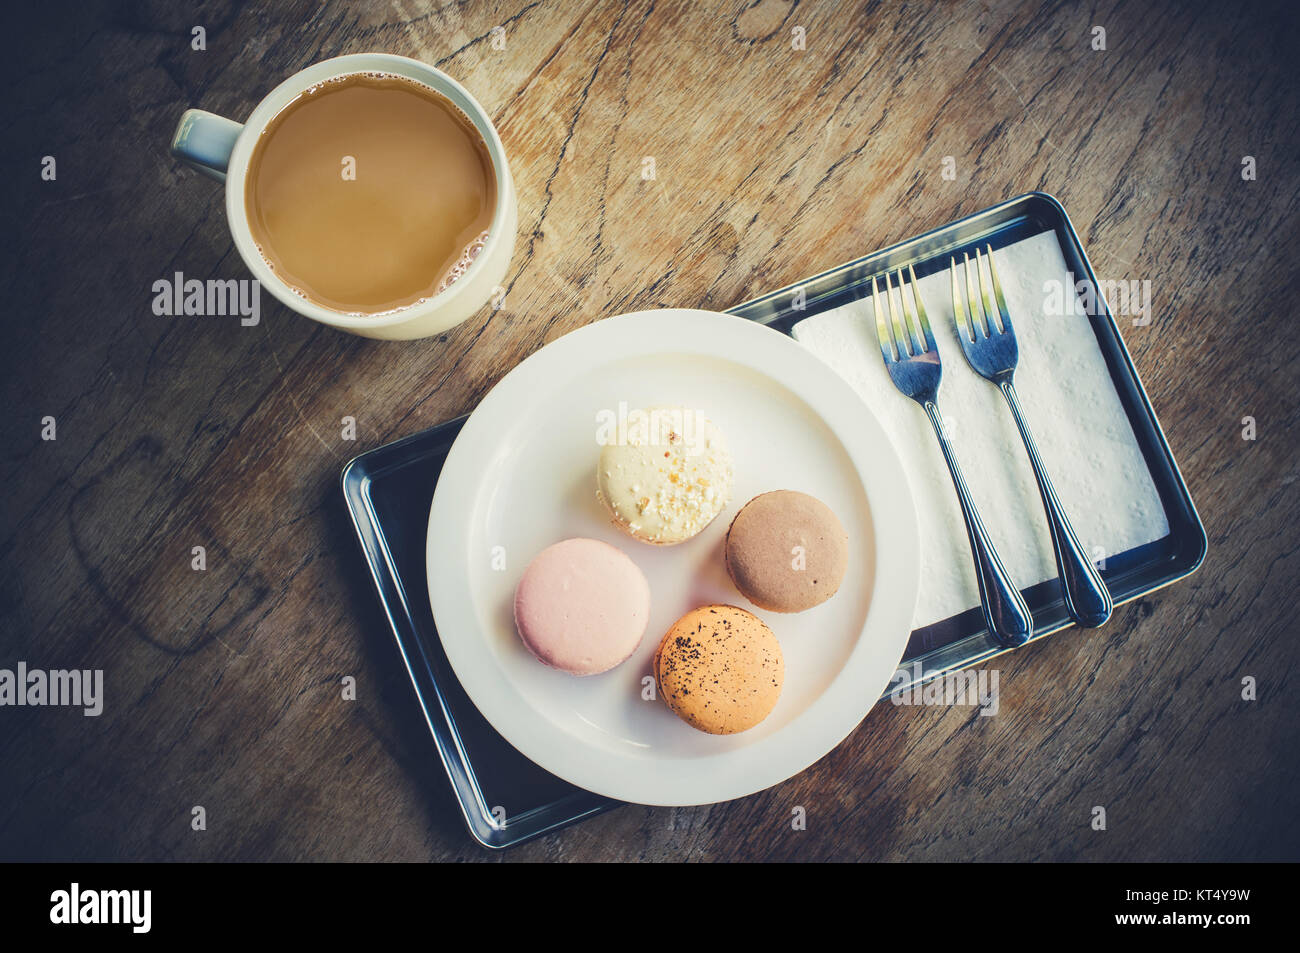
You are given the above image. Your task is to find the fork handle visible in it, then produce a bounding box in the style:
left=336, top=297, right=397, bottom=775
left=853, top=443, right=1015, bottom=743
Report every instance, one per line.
left=923, top=401, right=1033, bottom=648
left=999, top=381, right=1114, bottom=628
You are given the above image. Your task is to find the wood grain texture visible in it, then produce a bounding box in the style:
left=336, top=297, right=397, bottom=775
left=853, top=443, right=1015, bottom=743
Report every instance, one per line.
left=1, top=0, right=1297, bottom=861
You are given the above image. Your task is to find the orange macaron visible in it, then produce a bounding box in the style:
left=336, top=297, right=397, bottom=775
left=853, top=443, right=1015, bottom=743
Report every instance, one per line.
left=654, top=605, right=783, bottom=734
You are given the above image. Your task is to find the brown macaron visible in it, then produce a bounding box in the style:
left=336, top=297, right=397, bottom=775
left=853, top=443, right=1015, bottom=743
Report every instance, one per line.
left=725, top=490, right=849, bottom=612
left=654, top=605, right=783, bottom=735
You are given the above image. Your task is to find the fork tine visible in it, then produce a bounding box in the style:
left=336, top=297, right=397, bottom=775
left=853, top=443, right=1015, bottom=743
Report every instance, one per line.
left=883, top=270, right=911, bottom=357
left=895, top=269, right=925, bottom=356
left=871, top=276, right=896, bottom=363
left=984, top=244, right=1014, bottom=336
left=951, top=257, right=975, bottom=342
left=908, top=264, right=936, bottom=353
left=963, top=251, right=989, bottom=337
left=974, top=247, right=1003, bottom=334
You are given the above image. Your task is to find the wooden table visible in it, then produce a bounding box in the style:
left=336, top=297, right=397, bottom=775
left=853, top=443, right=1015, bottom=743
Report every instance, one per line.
left=3, top=0, right=1297, bottom=862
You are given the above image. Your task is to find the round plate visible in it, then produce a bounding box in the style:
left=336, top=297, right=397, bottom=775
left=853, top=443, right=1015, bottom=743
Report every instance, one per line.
left=427, top=309, right=919, bottom=806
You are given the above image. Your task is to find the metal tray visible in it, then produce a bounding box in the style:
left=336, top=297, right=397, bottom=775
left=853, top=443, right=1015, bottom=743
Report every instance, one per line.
left=340, top=192, right=1206, bottom=849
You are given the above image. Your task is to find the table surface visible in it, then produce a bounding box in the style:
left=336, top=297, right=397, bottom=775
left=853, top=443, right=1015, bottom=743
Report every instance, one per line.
left=2, top=0, right=1297, bottom=862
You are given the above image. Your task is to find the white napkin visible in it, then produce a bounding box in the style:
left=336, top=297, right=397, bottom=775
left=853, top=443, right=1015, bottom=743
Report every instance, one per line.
left=791, top=230, right=1169, bottom=628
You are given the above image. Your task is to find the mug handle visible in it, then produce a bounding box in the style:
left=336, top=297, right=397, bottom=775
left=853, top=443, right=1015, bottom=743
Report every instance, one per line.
left=170, top=109, right=243, bottom=182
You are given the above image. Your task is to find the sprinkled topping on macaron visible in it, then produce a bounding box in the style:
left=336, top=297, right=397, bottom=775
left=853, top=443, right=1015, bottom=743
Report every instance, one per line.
left=596, top=406, right=733, bottom=545
left=654, top=604, right=782, bottom=734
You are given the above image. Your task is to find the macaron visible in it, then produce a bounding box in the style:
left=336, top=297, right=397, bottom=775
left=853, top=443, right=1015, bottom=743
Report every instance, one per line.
left=513, top=538, right=650, bottom=675
left=597, top=405, right=733, bottom=545
left=725, top=490, right=849, bottom=612
left=654, top=605, right=783, bottom=735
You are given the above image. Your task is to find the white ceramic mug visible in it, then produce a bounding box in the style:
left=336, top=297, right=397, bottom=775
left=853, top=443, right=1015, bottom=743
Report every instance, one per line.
left=169, top=53, right=517, bottom=340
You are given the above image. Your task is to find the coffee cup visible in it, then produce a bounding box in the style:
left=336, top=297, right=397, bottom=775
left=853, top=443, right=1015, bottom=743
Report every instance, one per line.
left=170, top=53, right=517, bottom=340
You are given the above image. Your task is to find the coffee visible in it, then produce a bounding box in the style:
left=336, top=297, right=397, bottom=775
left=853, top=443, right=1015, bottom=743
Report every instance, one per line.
left=245, top=72, right=496, bottom=315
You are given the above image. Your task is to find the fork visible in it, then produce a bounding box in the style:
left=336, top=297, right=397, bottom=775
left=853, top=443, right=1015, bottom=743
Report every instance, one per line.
left=951, top=247, right=1113, bottom=628
left=872, top=266, right=1033, bottom=648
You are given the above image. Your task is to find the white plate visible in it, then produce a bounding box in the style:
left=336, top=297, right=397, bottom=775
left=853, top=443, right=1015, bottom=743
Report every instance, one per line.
left=427, top=309, right=919, bottom=806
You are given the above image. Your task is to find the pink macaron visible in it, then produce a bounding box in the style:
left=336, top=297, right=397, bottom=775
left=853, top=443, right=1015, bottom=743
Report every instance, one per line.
left=513, top=538, right=651, bottom=675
